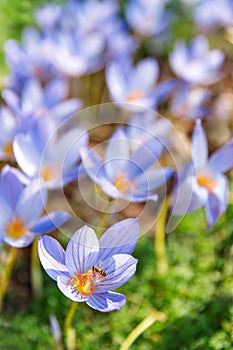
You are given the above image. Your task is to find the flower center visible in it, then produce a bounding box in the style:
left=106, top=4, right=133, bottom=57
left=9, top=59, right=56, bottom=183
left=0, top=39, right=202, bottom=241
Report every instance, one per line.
left=3, top=141, right=14, bottom=157
left=40, top=164, right=61, bottom=181
left=5, top=216, right=29, bottom=239
left=126, top=89, right=145, bottom=103
left=196, top=173, right=217, bottom=193
left=67, top=267, right=106, bottom=298
left=114, top=172, right=134, bottom=194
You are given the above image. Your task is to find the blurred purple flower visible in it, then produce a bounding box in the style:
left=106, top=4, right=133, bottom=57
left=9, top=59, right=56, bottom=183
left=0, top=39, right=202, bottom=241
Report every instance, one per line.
left=35, top=4, right=62, bottom=32
left=0, top=165, right=70, bottom=248
left=171, top=120, right=233, bottom=227
left=194, top=0, right=233, bottom=31
left=169, top=35, right=225, bottom=85
left=170, top=83, right=211, bottom=120
left=80, top=128, right=174, bottom=202
left=106, top=57, right=176, bottom=112
left=3, top=77, right=82, bottom=126
left=13, top=117, right=88, bottom=189
left=38, top=218, right=139, bottom=312
left=4, top=27, right=59, bottom=92
left=126, top=0, right=170, bottom=37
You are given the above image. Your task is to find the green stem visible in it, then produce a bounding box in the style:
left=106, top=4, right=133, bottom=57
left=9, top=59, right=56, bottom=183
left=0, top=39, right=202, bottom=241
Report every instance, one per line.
left=154, top=196, right=170, bottom=275
left=31, top=236, right=43, bottom=299
left=0, top=246, right=17, bottom=311
left=119, top=310, right=167, bottom=350
left=64, top=301, right=78, bottom=350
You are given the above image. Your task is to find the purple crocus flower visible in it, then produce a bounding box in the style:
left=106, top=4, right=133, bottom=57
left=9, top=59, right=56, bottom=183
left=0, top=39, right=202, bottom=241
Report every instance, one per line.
left=3, top=77, right=82, bottom=126
left=106, top=57, right=176, bottom=112
left=80, top=128, right=174, bottom=202
left=4, top=27, right=59, bottom=92
left=13, top=117, right=88, bottom=189
left=0, top=165, right=70, bottom=248
left=169, top=35, right=225, bottom=85
left=171, top=120, right=233, bottom=227
left=170, top=83, right=211, bottom=120
left=38, top=218, right=139, bottom=312
left=194, top=0, right=233, bottom=31
left=125, top=0, right=169, bottom=37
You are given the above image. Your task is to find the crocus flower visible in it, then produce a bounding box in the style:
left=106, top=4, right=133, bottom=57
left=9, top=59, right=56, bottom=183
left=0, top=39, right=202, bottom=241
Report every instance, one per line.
left=3, top=77, right=82, bottom=126
left=106, top=57, right=176, bottom=112
left=13, top=117, right=88, bottom=189
left=80, top=128, right=174, bottom=202
left=170, top=84, right=211, bottom=120
left=126, top=0, right=169, bottom=37
left=194, top=0, right=233, bottom=31
left=4, top=27, right=59, bottom=92
left=0, top=165, right=70, bottom=248
left=169, top=35, right=225, bottom=85
left=38, top=218, right=139, bottom=312
left=171, top=120, right=233, bottom=227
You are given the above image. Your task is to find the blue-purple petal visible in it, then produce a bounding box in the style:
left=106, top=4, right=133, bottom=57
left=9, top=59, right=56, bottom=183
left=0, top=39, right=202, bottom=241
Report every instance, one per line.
left=65, top=226, right=99, bottom=275
left=86, top=291, right=126, bottom=312
left=57, top=273, right=88, bottom=302
left=0, top=165, right=23, bottom=210
left=38, top=235, right=67, bottom=280
left=192, top=120, right=208, bottom=171
left=30, top=211, right=71, bottom=234
left=208, top=138, right=233, bottom=174
left=98, top=218, right=139, bottom=262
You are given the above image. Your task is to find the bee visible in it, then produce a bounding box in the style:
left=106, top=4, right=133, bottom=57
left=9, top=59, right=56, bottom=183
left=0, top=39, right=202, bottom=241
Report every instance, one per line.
left=92, top=266, right=107, bottom=277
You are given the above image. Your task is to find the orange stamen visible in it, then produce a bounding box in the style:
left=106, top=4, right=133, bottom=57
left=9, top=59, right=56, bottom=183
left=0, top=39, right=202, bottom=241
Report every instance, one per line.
left=40, top=164, right=61, bottom=182
left=126, top=89, right=145, bottom=103
left=114, top=172, right=134, bottom=194
left=196, top=174, right=217, bottom=193
left=5, top=216, right=29, bottom=239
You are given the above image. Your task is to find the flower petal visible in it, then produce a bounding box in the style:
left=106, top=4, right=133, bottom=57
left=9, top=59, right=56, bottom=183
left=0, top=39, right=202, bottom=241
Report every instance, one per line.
left=0, top=165, right=23, bottom=210
left=86, top=291, right=126, bottom=312
left=65, top=226, right=99, bottom=275
left=208, top=139, right=233, bottom=174
left=205, top=174, right=229, bottom=228
left=98, top=218, right=139, bottom=262
left=30, top=211, right=70, bottom=234
left=105, top=128, right=130, bottom=182
left=4, top=232, right=35, bottom=248
left=135, top=167, right=174, bottom=192
left=15, top=182, right=47, bottom=224
left=95, top=254, right=137, bottom=292
left=192, top=119, right=208, bottom=171
left=38, top=235, right=67, bottom=280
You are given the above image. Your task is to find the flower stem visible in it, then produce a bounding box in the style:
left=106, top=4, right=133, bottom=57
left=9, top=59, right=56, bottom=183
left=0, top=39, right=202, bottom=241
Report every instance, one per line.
left=0, top=246, right=17, bottom=311
left=64, top=301, right=78, bottom=350
left=154, top=196, right=170, bottom=275
left=31, top=236, right=43, bottom=299
left=119, top=309, right=167, bottom=350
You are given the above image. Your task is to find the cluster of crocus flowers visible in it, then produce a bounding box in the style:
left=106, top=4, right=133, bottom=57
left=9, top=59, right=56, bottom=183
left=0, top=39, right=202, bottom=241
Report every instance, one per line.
left=38, top=218, right=139, bottom=312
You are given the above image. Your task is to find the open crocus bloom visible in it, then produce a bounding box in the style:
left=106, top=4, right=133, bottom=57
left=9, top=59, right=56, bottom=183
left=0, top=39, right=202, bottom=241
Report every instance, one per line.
left=171, top=119, right=233, bottom=227
left=0, top=165, right=70, bottom=248
left=38, top=218, right=139, bottom=312
left=80, top=128, right=174, bottom=203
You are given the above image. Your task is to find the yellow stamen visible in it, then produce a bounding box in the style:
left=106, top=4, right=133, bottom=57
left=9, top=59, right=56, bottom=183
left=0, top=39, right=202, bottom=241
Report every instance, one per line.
left=115, top=172, right=134, bottom=194
left=196, top=173, right=217, bottom=193
left=67, top=268, right=106, bottom=298
left=126, top=89, right=145, bottom=103
left=5, top=216, right=29, bottom=239
left=3, top=141, right=14, bottom=157
left=40, top=164, right=61, bottom=182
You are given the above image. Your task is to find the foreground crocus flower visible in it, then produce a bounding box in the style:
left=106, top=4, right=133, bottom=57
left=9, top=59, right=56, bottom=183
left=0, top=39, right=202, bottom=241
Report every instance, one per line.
left=169, top=35, right=224, bottom=85
left=171, top=120, right=233, bottom=227
left=0, top=165, right=70, bottom=248
left=80, top=128, right=174, bottom=202
left=38, top=219, right=139, bottom=312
